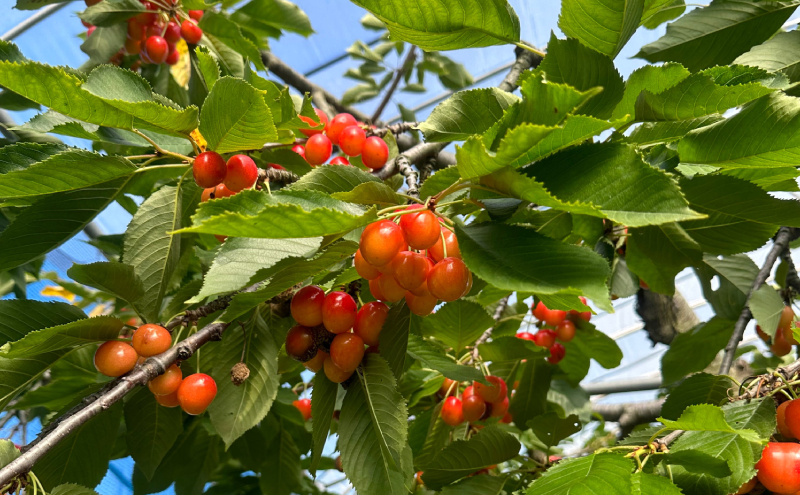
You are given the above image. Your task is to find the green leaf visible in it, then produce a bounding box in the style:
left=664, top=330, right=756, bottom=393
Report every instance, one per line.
left=626, top=115, right=724, bottom=147
left=734, top=30, right=800, bottom=82
left=259, top=426, right=302, bottom=495
left=641, top=0, right=685, bottom=29
left=80, top=25, right=126, bottom=70
left=0, top=142, right=65, bottom=172
left=407, top=334, right=486, bottom=383
left=194, top=46, right=220, bottom=92
left=0, top=440, right=19, bottom=469
left=290, top=163, right=381, bottom=194
left=124, top=182, right=201, bottom=323
left=36, top=401, right=123, bottom=490
left=234, top=0, right=313, bottom=36
left=378, top=302, right=412, bottom=380
left=124, top=389, right=183, bottom=480
left=526, top=453, right=633, bottom=494
left=0, top=316, right=123, bottom=358
left=66, top=261, right=145, bottom=306
left=199, top=77, right=277, bottom=153
left=208, top=310, right=280, bottom=447
left=261, top=148, right=312, bottom=176
left=612, top=63, right=690, bottom=121
left=339, top=354, right=409, bottom=495
left=331, top=182, right=406, bottom=207
left=564, top=323, right=623, bottom=370
left=457, top=223, right=611, bottom=310
left=721, top=167, right=800, bottom=192
left=528, top=412, right=581, bottom=451
left=626, top=223, right=702, bottom=294
left=663, top=451, right=731, bottom=478
left=661, top=373, right=735, bottom=420
left=309, top=372, right=337, bottom=477
left=79, top=0, right=145, bottom=26
left=659, top=404, right=760, bottom=443
left=478, top=336, right=547, bottom=362
left=661, top=317, right=735, bottom=384
left=538, top=35, right=624, bottom=119
left=636, top=0, right=800, bottom=72
left=418, top=88, right=519, bottom=142
left=630, top=472, right=683, bottom=495
left=14, top=0, right=72, bottom=10
left=696, top=255, right=756, bottom=321
left=749, top=284, right=785, bottom=340
left=349, top=0, right=521, bottom=51
left=510, top=358, right=553, bottom=428
left=422, top=426, right=520, bottom=490
left=0, top=300, right=85, bottom=347
left=0, top=349, right=75, bottom=411
left=199, top=13, right=266, bottom=71
left=50, top=485, right=101, bottom=495
left=421, top=299, right=494, bottom=354
left=559, top=0, right=644, bottom=58
left=439, top=475, right=508, bottom=495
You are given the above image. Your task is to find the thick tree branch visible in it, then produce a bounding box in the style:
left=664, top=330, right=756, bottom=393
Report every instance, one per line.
left=257, top=167, right=300, bottom=185
left=781, top=246, right=800, bottom=300
left=636, top=289, right=700, bottom=346
left=372, top=46, right=417, bottom=122
left=498, top=43, right=543, bottom=93
left=592, top=399, right=664, bottom=438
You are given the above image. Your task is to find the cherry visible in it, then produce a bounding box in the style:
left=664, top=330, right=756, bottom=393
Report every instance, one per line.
left=322, top=291, right=357, bottom=334
left=326, top=113, right=357, bottom=145
left=305, top=134, right=333, bottom=166
left=94, top=341, right=138, bottom=377
left=338, top=125, right=366, bottom=156
left=304, top=350, right=328, bottom=372
left=192, top=151, right=227, bottom=188
left=415, top=471, right=424, bottom=487
left=555, top=320, right=576, bottom=342
left=224, top=154, right=258, bottom=192
left=532, top=329, right=556, bottom=348
left=136, top=3, right=157, bottom=24
left=399, top=205, right=440, bottom=250
left=148, top=364, right=182, bottom=396
left=132, top=324, right=171, bottom=357
left=781, top=305, right=795, bottom=329
left=548, top=343, right=566, bottom=364
left=291, top=285, right=325, bottom=327
left=489, top=396, right=509, bottom=418
left=441, top=397, right=464, bottom=426
left=180, top=19, right=203, bottom=44
left=438, top=378, right=456, bottom=398
left=146, top=21, right=165, bottom=39
left=756, top=442, right=800, bottom=493
left=532, top=301, right=566, bottom=326
left=428, top=258, right=470, bottom=302
left=155, top=390, right=180, bottom=408
left=127, top=20, right=146, bottom=40
left=362, top=136, right=389, bottom=169
left=428, top=228, right=461, bottom=262
left=784, top=399, right=800, bottom=439
left=368, top=278, right=387, bottom=302
left=144, top=36, right=169, bottom=64
left=293, top=398, right=312, bottom=421
left=462, top=394, right=486, bottom=422
left=377, top=274, right=406, bottom=302
left=355, top=249, right=381, bottom=280
left=568, top=297, right=592, bottom=321
left=300, top=108, right=329, bottom=137
left=177, top=373, right=217, bottom=415
left=87, top=26, right=96, bottom=36
left=268, top=162, right=285, bottom=170
left=292, top=144, right=306, bottom=158
left=125, top=38, right=142, bottom=55
left=474, top=376, right=507, bottom=404
left=164, top=21, right=181, bottom=43
left=329, top=156, right=350, bottom=166
left=392, top=251, right=431, bottom=290
left=330, top=333, right=365, bottom=373
left=532, top=301, right=549, bottom=321
left=516, top=332, right=536, bottom=341
left=778, top=400, right=796, bottom=438
left=409, top=258, right=435, bottom=296
left=166, top=48, right=180, bottom=65
left=203, top=183, right=236, bottom=202
left=772, top=330, right=792, bottom=356
left=405, top=291, right=437, bottom=316
left=324, top=356, right=353, bottom=383
left=285, top=324, right=317, bottom=361
left=188, top=10, right=204, bottom=21
left=354, top=301, right=388, bottom=347
left=501, top=412, right=513, bottom=424
left=735, top=478, right=756, bottom=495
left=463, top=385, right=474, bottom=398
left=360, top=220, right=406, bottom=267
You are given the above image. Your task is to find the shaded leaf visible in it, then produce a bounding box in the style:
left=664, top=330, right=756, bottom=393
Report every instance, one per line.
left=661, top=317, right=735, bottom=384
left=67, top=261, right=145, bottom=307
left=0, top=316, right=123, bottom=359
left=526, top=453, right=633, bottom=494
left=309, top=372, right=337, bottom=477
left=124, top=389, right=183, bottom=480
left=661, top=373, right=735, bottom=420
left=407, top=334, right=486, bottom=383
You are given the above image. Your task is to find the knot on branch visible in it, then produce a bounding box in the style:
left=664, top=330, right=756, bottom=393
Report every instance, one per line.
left=257, top=167, right=300, bottom=186
left=231, top=362, right=250, bottom=386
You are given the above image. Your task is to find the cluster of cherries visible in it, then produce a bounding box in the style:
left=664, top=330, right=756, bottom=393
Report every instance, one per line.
left=356, top=210, right=472, bottom=316
left=757, top=305, right=798, bottom=357
left=516, top=298, right=593, bottom=365
left=293, top=110, right=389, bottom=169
left=439, top=376, right=512, bottom=427
left=285, top=285, right=389, bottom=384
left=94, top=324, right=218, bottom=415
left=82, top=0, right=204, bottom=67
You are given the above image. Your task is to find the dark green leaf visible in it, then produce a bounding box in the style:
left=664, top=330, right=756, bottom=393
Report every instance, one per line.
left=509, top=358, right=552, bottom=429
left=440, top=474, right=508, bottom=495
left=0, top=300, right=85, bottom=347
left=67, top=261, right=145, bottom=307
left=259, top=427, right=302, bottom=495
left=124, top=389, right=183, bottom=480
left=478, top=336, right=547, bottom=362
left=421, top=299, right=494, bottom=354
left=661, top=373, right=735, bottom=420
left=626, top=223, right=702, bottom=294
left=528, top=412, right=581, bottom=451
left=309, top=372, right=337, bottom=477
left=630, top=472, right=683, bottom=495
left=0, top=316, right=123, bottom=358
left=379, top=302, right=412, bottom=380
left=734, top=30, right=800, bottom=82
left=199, top=13, right=266, bottom=71
left=79, top=0, right=145, bottom=26
left=661, top=317, right=735, bottom=384
left=663, top=451, right=732, bottom=478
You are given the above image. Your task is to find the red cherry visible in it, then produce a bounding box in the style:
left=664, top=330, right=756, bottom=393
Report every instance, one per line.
left=87, top=26, right=96, bottom=36
left=359, top=220, right=406, bottom=267
left=329, top=156, right=351, bottom=166
left=568, top=296, right=592, bottom=321
left=784, top=399, right=800, bottom=439
left=441, top=397, right=464, bottom=426
left=155, top=390, right=180, bottom=407
left=290, top=285, right=325, bottom=327
left=144, top=36, right=169, bottom=64
left=326, top=113, right=357, bottom=145
left=532, top=329, right=556, bottom=348
left=148, top=364, right=182, bottom=396
left=180, top=19, right=203, bottom=44
left=362, top=136, right=389, bottom=169
left=135, top=2, right=157, bottom=24
left=501, top=412, right=513, bottom=424
left=392, top=251, right=431, bottom=291
left=354, top=301, right=388, bottom=347
left=127, top=19, right=146, bottom=40
left=489, top=396, right=509, bottom=418
left=338, top=125, right=366, bottom=156
left=532, top=301, right=549, bottom=321
left=166, top=48, right=180, bottom=65
left=463, top=385, right=474, bottom=398
left=756, top=442, right=800, bottom=493
left=516, top=332, right=536, bottom=341
left=462, top=395, right=486, bottom=422
left=377, top=274, right=406, bottom=303
left=772, top=330, right=793, bottom=356
left=177, top=373, right=217, bottom=415
left=125, top=38, right=142, bottom=55
left=545, top=308, right=566, bottom=327
left=132, top=324, right=171, bottom=357
left=322, top=291, right=357, bottom=334
left=323, top=356, right=353, bottom=383
left=304, top=350, right=328, bottom=372
left=756, top=325, right=769, bottom=342
left=285, top=324, right=316, bottom=361
left=474, top=376, right=507, bottom=404
left=368, top=278, right=387, bottom=302
left=268, top=162, right=285, bottom=170
left=355, top=249, right=381, bottom=280
left=438, top=378, right=456, bottom=398
left=300, top=108, right=328, bottom=137
left=224, top=154, right=258, bottom=192
left=188, top=10, right=204, bottom=21
left=405, top=291, right=437, bottom=316
left=305, top=134, right=333, bottom=166
left=94, top=341, right=138, bottom=377
left=778, top=400, right=796, bottom=438
left=292, top=144, right=306, bottom=158
left=209, top=183, right=236, bottom=200
left=399, top=205, right=440, bottom=250
left=215, top=234, right=227, bottom=243
left=548, top=343, right=566, bottom=364
left=555, top=320, right=576, bottom=342
left=192, top=151, right=227, bottom=188
left=781, top=305, right=795, bottom=329
left=293, top=398, right=312, bottom=421
left=427, top=258, right=470, bottom=302
left=330, top=333, right=365, bottom=373
left=428, top=228, right=460, bottom=262
left=164, top=21, right=181, bottom=43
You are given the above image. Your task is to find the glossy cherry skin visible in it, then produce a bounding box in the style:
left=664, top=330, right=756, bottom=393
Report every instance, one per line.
left=144, top=36, right=169, bottom=64
left=148, top=364, right=183, bottom=396
left=428, top=228, right=461, bottom=262
left=290, top=285, right=325, bottom=327
left=392, top=251, right=431, bottom=290
left=325, top=113, right=357, bottom=145
left=329, top=156, right=350, bottom=166
left=188, top=10, right=204, bottom=20
left=292, top=144, right=306, bottom=158
left=362, top=136, right=389, bottom=169
left=132, top=324, right=171, bottom=357
left=462, top=395, right=487, bottom=422
left=463, top=385, right=474, bottom=399
left=428, top=258, right=470, bottom=302
left=94, top=341, right=138, bottom=377
left=202, top=183, right=236, bottom=202
left=533, top=329, right=556, bottom=348
left=474, top=376, right=507, bottom=404
left=441, top=397, right=465, bottom=426
left=555, top=320, right=576, bottom=342
left=405, top=291, right=437, bottom=316
left=756, top=442, right=800, bottom=493
left=300, top=108, right=329, bottom=137
left=781, top=305, right=795, bottom=329
left=489, top=396, right=509, bottom=417
left=516, top=332, right=536, bottom=341
left=338, top=125, right=366, bottom=156
left=285, top=325, right=316, bottom=361
left=368, top=277, right=387, bottom=302
left=354, top=301, right=388, bottom=347
left=772, top=330, right=793, bottom=357
left=778, top=400, right=796, bottom=438
left=330, top=333, right=365, bottom=373
left=322, top=291, right=357, bottom=334
left=192, top=151, right=227, bottom=188
left=155, top=390, right=180, bottom=407
left=224, top=154, right=258, bottom=192
left=354, top=249, right=381, bottom=280
left=438, top=378, right=456, bottom=398
left=164, top=21, right=181, bottom=43
left=360, top=220, right=406, bottom=267
left=304, top=350, right=328, bottom=372
left=177, top=373, right=217, bottom=415
left=180, top=19, right=203, bottom=44
left=784, top=399, right=800, bottom=439
left=548, top=343, right=566, bottom=364
left=166, top=48, right=180, bottom=65
left=409, top=258, right=436, bottom=296
left=324, top=356, right=354, bottom=383
left=304, top=133, right=333, bottom=166
left=399, top=205, right=440, bottom=250
left=293, top=398, right=312, bottom=421
left=532, top=301, right=566, bottom=326
left=377, top=274, right=406, bottom=303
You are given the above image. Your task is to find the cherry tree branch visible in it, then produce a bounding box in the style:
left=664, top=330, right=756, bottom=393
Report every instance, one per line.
left=372, top=46, right=417, bottom=122
left=471, top=296, right=510, bottom=363
left=592, top=399, right=664, bottom=437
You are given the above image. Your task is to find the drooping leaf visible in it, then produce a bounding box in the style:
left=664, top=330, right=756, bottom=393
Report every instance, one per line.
left=79, top=0, right=145, bottom=26
left=696, top=255, right=756, bottom=321
left=406, top=334, right=486, bottom=383
left=421, top=299, right=494, bottom=354
left=0, top=316, right=123, bottom=358
left=660, top=317, right=735, bottom=384
left=259, top=424, right=302, bottom=495
left=559, top=0, right=644, bottom=58
left=124, top=389, right=183, bottom=480
left=661, top=373, right=735, bottom=420
left=379, top=302, right=412, bottom=380
left=626, top=223, right=702, bottom=294
left=233, top=0, right=314, bottom=36
left=309, top=372, right=337, bottom=477
left=749, top=284, right=785, bottom=341
left=0, top=300, right=86, bottom=347
left=66, top=261, right=145, bottom=307
left=527, top=453, right=633, bottom=494
left=289, top=163, right=381, bottom=194
left=734, top=30, right=800, bottom=82
left=417, top=88, right=520, bottom=142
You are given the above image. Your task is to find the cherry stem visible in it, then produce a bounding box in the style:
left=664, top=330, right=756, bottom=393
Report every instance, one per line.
left=440, top=228, right=449, bottom=259
left=513, top=42, right=546, bottom=58
left=126, top=154, right=159, bottom=161
left=132, top=129, right=194, bottom=163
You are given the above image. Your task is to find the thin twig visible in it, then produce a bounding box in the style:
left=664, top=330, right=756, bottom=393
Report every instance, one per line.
left=471, top=296, right=510, bottom=363
left=367, top=122, right=419, bottom=138
left=372, top=46, right=417, bottom=122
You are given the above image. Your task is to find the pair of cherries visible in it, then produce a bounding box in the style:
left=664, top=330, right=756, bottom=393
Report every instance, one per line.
left=293, top=110, right=390, bottom=168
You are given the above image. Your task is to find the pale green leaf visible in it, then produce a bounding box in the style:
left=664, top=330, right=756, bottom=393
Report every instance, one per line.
left=641, top=0, right=686, bottom=29
left=559, top=0, right=644, bottom=58
left=526, top=453, right=633, bottom=495
left=0, top=440, right=19, bottom=469
left=749, top=284, right=785, bottom=341
left=627, top=115, right=724, bottom=147
left=421, top=299, right=494, bottom=354
left=612, top=62, right=690, bottom=121
left=234, top=0, right=314, bottom=37
left=331, top=182, right=406, bottom=207
left=199, top=13, right=266, bottom=71
left=630, top=472, right=683, bottom=495
left=418, top=88, right=519, bottom=142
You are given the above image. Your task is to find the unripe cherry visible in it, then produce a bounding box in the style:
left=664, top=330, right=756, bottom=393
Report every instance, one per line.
left=428, top=228, right=460, bottom=262
left=359, top=220, right=405, bottom=267
left=224, top=154, right=258, bottom=192
left=399, top=205, right=440, bottom=250
left=293, top=398, right=312, bottom=421
left=305, top=134, right=332, bottom=166
left=548, top=343, right=566, bottom=364
left=441, top=397, right=464, bottom=426
left=354, top=301, right=388, bottom=347
left=132, top=324, right=171, bottom=357
left=555, top=320, right=576, bottom=342
left=324, top=356, right=353, bottom=383
left=180, top=19, right=203, bottom=44
left=155, top=390, right=180, bottom=408
left=300, top=108, right=329, bottom=137
left=177, top=373, right=217, bottom=415
left=427, top=258, right=470, bottom=302
left=533, top=329, right=556, bottom=348
left=94, top=341, right=138, bottom=377
left=377, top=274, right=406, bottom=303
left=462, top=395, right=486, bottom=422
left=148, top=364, right=182, bottom=396
left=322, top=291, right=357, bottom=334
left=285, top=324, right=316, bottom=361
left=192, top=151, right=227, bottom=188
left=290, top=285, right=325, bottom=327
left=144, top=36, right=169, bottom=64
left=338, top=125, right=366, bottom=156
left=354, top=249, right=381, bottom=280
left=330, top=333, right=365, bottom=373
left=474, top=376, right=507, bottom=404
left=405, top=291, right=437, bottom=316
left=326, top=113, right=357, bottom=145
left=391, top=251, right=431, bottom=291
left=362, top=136, right=389, bottom=169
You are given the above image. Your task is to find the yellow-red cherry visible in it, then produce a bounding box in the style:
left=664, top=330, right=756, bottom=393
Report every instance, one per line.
left=132, top=324, right=171, bottom=357
left=359, top=220, right=406, bottom=267
left=533, top=329, right=556, bottom=348
left=548, top=343, right=566, bottom=364
left=377, top=274, right=406, bottom=303
left=368, top=277, right=387, bottom=302
left=778, top=400, right=796, bottom=438
left=474, top=376, right=507, bottom=404
left=323, top=356, right=353, bottom=383
left=783, top=399, right=800, bottom=439
left=405, top=291, right=438, bottom=316
left=293, top=398, right=312, bottom=421
left=355, top=249, right=381, bottom=280
left=338, top=125, right=366, bottom=156
left=285, top=324, right=316, bottom=361
left=756, top=442, right=800, bottom=493
left=180, top=19, right=203, bottom=44
left=438, top=378, right=456, bottom=398
left=330, top=332, right=365, bottom=373
left=166, top=47, right=180, bottom=66
left=734, top=478, right=756, bottom=495
left=326, top=113, right=357, bottom=145
left=300, top=108, right=328, bottom=137
left=428, top=228, right=460, bottom=262
left=409, top=257, right=436, bottom=296
left=462, top=394, right=486, bottom=423
left=555, top=320, right=576, bottom=342
left=188, top=10, right=204, bottom=21
left=361, top=136, right=389, bottom=169
left=155, top=390, right=180, bottom=408
left=304, top=350, right=328, bottom=372
left=489, top=396, right=509, bottom=418
left=322, top=291, right=357, bottom=334
left=516, top=331, right=536, bottom=341
left=94, top=341, right=138, bottom=377
left=224, top=154, right=258, bottom=192
left=392, top=251, right=431, bottom=291
left=305, top=134, right=332, bottom=166
left=441, top=397, right=464, bottom=426
left=354, top=301, right=388, bottom=347
left=144, top=35, right=169, bottom=64
left=399, top=205, right=440, bottom=250
left=291, top=285, right=325, bottom=327
left=177, top=373, right=217, bottom=415
left=192, top=151, right=227, bottom=188
left=772, top=330, right=793, bottom=356
left=164, top=21, right=181, bottom=43
left=427, top=258, right=470, bottom=302
left=148, top=364, right=183, bottom=396
left=329, top=156, right=350, bottom=166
